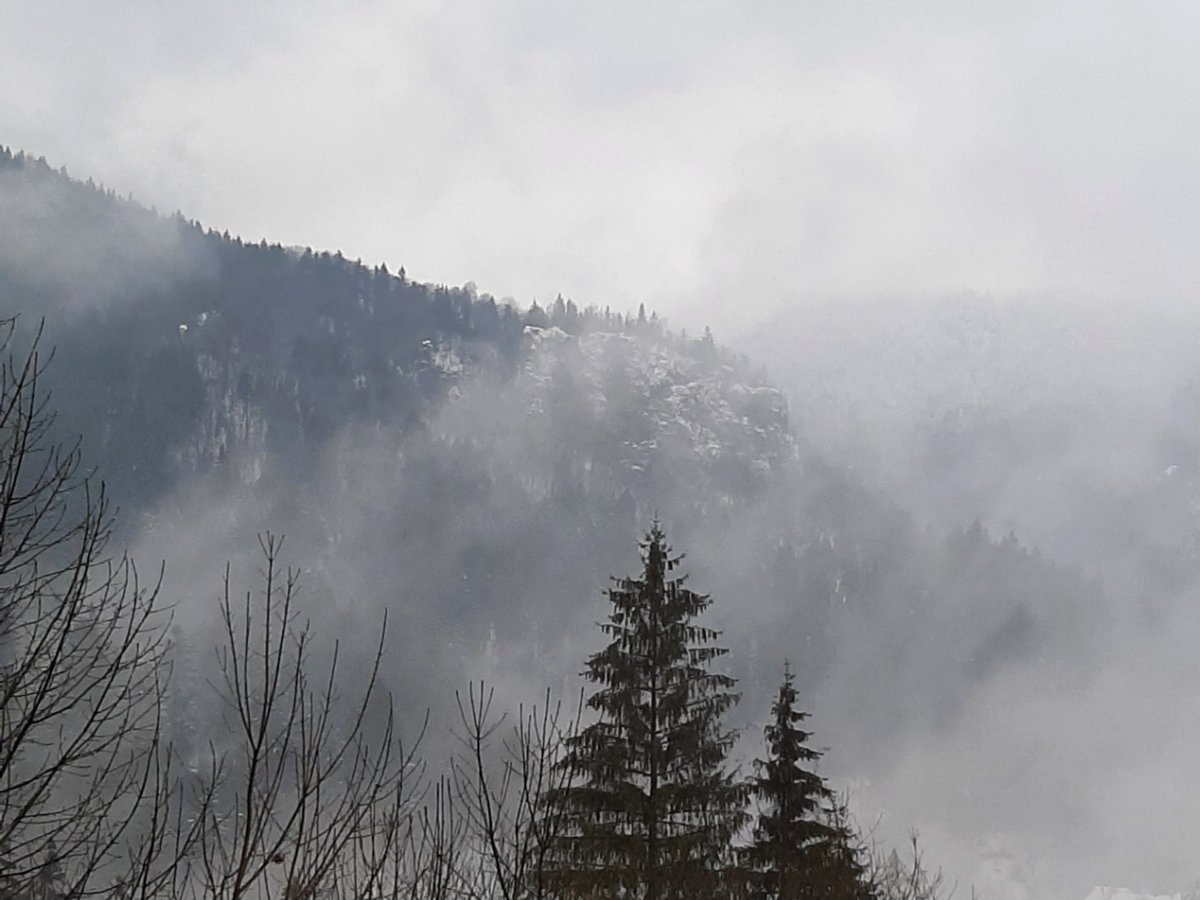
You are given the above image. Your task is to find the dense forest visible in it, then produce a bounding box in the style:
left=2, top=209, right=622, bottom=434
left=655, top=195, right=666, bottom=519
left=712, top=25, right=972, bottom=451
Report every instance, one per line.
left=1, top=318, right=929, bottom=898
left=0, top=149, right=1127, bottom=896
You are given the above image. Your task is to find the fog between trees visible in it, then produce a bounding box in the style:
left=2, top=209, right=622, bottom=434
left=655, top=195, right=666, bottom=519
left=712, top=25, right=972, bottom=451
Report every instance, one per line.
left=3, top=149, right=1197, bottom=897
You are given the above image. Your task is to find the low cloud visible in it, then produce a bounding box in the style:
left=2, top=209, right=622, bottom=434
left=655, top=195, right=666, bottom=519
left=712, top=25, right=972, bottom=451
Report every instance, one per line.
left=5, top=3, right=1200, bottom=337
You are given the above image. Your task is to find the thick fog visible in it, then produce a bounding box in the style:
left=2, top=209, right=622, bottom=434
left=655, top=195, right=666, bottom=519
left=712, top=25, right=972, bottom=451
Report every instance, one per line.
left=5, top=4, right=1200, bottom=899
left=741, top=296, right=1200, bottom=896
left=102, top=284, right=1200, bottom=898
left=0, top=159, right=214, bottom=312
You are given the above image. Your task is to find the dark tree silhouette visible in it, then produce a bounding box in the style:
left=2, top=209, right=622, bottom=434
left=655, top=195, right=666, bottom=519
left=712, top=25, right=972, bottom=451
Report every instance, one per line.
left=744, top=663, right=873, bottom=899
left=546, top=524, right=746, bottom=899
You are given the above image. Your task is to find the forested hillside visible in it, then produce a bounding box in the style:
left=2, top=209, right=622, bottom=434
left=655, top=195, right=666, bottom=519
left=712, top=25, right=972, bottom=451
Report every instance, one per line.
left=1, top=147, right=1101, bottom=718
left=0, top=148, right=1118, bottom=895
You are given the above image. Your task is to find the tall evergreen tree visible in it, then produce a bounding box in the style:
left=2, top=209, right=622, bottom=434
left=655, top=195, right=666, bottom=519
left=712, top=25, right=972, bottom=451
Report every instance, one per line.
left=745, top=664, right=873, bottom=899
left=546, top=524, right=747, bottom=900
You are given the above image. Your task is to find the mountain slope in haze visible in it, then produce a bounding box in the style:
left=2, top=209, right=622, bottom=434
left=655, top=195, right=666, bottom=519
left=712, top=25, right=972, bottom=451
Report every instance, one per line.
left=737, top=296, right=1200, bottom=896
left=739, top=295, right=1200, bottom=597
left=0, top=146, right=1095, bottom=702
left=0, top=148, right=1123, bottom=896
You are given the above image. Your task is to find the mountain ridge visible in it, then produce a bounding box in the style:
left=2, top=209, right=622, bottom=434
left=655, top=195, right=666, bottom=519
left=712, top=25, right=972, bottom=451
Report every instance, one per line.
left=0, top=146, right=1130, bottom=896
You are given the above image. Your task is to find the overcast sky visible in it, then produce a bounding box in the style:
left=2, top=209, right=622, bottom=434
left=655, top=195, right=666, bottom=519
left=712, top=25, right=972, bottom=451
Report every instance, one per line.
left=4, top=1, right=1200, bottom=336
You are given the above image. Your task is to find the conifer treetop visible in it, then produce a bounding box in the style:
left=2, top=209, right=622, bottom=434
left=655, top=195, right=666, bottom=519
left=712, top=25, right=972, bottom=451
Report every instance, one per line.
left=546, top=524, right=747, bottom=900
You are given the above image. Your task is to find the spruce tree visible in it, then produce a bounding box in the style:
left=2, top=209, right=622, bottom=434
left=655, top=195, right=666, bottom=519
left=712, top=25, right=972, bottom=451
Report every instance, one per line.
left=546, top=524, right=746, bottom=900
left=745, top=664, right=873, bottom=899
left=813, top=795, right=875, bottom=900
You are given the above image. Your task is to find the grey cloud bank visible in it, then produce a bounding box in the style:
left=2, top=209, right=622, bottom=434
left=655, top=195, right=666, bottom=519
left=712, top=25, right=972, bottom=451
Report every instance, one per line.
left=5, top=2, right=1200, bottom=335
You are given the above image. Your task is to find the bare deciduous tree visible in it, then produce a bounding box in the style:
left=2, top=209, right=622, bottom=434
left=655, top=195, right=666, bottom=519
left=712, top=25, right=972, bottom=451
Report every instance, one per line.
left=190, top=534, right=421, bottom=900
left=0, top=319, right=173, bottom=898
left=872, top=832, right=951, bottom=900
left=449, top=682, right=581, bottom=900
